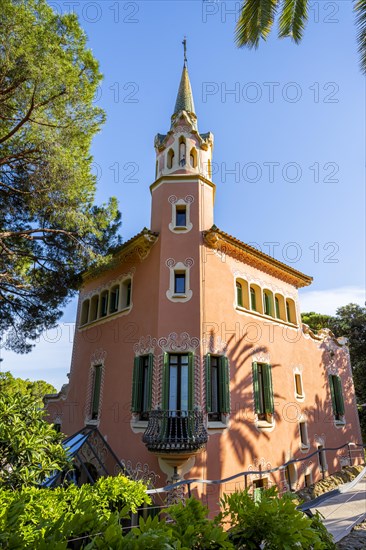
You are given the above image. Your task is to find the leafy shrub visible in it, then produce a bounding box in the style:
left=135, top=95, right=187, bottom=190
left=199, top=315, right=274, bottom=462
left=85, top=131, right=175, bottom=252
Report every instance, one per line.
left=218, top=486, right=336, bottom=549
left=0, top=475, right=149, bottom=548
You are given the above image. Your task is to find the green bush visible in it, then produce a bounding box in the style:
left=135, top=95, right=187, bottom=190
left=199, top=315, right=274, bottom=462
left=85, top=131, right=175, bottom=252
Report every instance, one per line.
left=0, top=475, right=149, bottom=549
left=218, top=486, right=336, bottom=550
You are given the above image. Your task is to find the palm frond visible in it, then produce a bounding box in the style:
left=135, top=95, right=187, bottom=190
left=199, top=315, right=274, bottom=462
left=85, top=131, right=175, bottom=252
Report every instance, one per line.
left=354, top=0, right=366, bottom=73
left=235, top=0, right=279, bottom=49
left=278, top=0, right=308, bottom=42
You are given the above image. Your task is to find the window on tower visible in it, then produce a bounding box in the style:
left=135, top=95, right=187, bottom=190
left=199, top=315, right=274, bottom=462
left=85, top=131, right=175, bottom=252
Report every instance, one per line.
left=176, top=206, right=187, bottom=227
left=174, top=272, right=186, bottom=294
left=167, top=148, right=175, bottom=169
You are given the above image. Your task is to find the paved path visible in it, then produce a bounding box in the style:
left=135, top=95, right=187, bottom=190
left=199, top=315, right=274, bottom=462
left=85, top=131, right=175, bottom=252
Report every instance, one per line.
left=308, top=469, right=366, bottom=543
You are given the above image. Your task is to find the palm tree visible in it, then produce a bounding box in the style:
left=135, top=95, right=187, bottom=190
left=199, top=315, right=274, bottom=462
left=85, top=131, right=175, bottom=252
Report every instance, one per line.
left=235, top=0, right=366, bottom=74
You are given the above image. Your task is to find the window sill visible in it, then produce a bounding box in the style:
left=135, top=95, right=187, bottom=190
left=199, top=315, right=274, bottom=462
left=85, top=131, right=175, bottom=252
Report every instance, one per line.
left=172, top=293, right=187, bottom=299
left=130, top=418, right=149, bottom=434
left=334, top=418, right=346, bottom=428
left=85, top=418, right=99, bottom=427
left=235, top=306, right=298, bottom=328
left=300, top=444, right=310, bottom=453
left=295, top=394, right=305, bottom=402
left=79, top=306, right=132, bottom=329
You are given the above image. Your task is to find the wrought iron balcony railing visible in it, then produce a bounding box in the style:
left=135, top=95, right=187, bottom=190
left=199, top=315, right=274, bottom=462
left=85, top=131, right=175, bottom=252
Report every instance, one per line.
left=142, top=410, right=208, bottom=453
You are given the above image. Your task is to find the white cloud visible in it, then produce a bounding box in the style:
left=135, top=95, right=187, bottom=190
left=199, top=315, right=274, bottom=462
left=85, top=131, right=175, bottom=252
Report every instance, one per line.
left=299, top=286, right=365, bottom=316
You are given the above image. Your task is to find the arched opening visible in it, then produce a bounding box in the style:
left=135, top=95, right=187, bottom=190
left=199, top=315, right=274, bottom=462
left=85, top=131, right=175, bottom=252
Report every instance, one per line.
left=100, top=290, right=108, bottom=317
left=122, top=278, right=132, bottom=308
left=274, top=293, right=286, bottom=320
left=109, top=285, right=120, bottom=314
left=80, top=299, right=90, bottom=325
left=236, top=278, right=249, bottom=309
left=179, top=136, right=186, bottom=166
left=286, top=298, right=297, bottom=324
left=263, top=290, right=274, bottom=316
left=250, top=284, right=262, bottom=313
left=167, top=148, right=175, bottom=169
left=190, top=147, right=197, bottom=168
left=90, top=295, right=99, bottom=322
left=207, top=158, right=212, bottom=179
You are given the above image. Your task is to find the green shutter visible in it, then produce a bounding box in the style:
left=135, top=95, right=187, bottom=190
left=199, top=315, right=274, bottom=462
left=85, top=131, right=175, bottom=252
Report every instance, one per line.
left=162, top=352, right=169, bottom=410
left=329, top=375, right=337, bottom=415
left=188, top=352, right=194, bottom=410
left=237, top=284, right=243, bottom=307
left=275, top=298, right=280, bottom=318
left=92, top=365, right=102, bottom=417
left=205, top=354, right=212, bottom=412
left=220, top=356, right=230, bottom=413
left=252, top=362, right=260, bottom=414
left=263, top=364, right=274, bottom=414
left=146, top=354, right=154, bottom=411
left=131, top=357, right=141, bottom=413
left=335, top=376, right=345, bottom=416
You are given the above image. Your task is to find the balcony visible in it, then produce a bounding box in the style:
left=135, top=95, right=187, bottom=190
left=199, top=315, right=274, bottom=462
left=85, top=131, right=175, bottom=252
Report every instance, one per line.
left=142, top=410, right=208, bottom=454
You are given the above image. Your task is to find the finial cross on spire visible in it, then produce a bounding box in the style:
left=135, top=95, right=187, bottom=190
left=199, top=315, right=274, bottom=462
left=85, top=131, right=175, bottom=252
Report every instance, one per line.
left=182, top=36, right=187, bottom=67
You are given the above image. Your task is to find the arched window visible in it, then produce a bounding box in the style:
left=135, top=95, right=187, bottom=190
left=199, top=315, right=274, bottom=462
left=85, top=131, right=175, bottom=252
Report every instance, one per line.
left=207, top=159, right=212, bottom=179
left=90, top=295, right=99, bottom=322
left=275, top=297, right=280, bottom=319
left=250, top=287, right=256, bottom=311
left=100, top=290, right=108, bottom=317
left=263, top=290, right=273, bottom=316
left=179, top=136, right=186, bottom=166
left=190, top=147, right=197, bottom=168
left=167, top=148, right=174, bottom=169
left=122, top=279, right=132, bottom=308
left=80, top=299, right=90, bottom=326
left=109, top=285, right=120, bottom=314
left=155, top=160, right=158, bottom=179
left=236, top=281, right=243, bottom=307
left=286, top=298, right=296, bottom=324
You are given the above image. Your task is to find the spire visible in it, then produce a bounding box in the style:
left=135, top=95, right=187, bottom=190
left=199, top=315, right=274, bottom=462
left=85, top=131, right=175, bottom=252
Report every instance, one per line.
left=172, top=38, right=196, bottom=117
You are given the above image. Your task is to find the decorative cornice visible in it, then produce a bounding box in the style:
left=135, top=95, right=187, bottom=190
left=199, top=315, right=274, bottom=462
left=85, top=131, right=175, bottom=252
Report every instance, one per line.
left=150, top=174, right=216, bottom=198
left=203, top=227, right=312, bottom=289
left=82, top=229, right=159, bottom=283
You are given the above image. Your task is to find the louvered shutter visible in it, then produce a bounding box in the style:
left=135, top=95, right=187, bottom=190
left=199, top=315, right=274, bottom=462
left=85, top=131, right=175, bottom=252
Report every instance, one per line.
left=252, top=362, right=260, bottom=414
left=329, top=375, right=337, bottom=415
left=131, top=357, right=141, bottom=413
left=146, top=354, right=154, bottom=412
left=220, top=356, right=230, bottom=413
left=335, top=376, right=345, bottom=416
left=92, top=365, right=102, bottom=418
left=205, top=354, right=212, bottom=412
left=162, top=352, right=169, bottom=410
left=263, top=364, right=274, bottom=414
left=188, top=352, right=194, bottom=410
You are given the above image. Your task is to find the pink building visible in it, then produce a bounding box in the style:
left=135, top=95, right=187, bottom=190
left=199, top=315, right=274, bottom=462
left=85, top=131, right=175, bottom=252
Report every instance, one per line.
left=45, top=55, right=362, bottom=503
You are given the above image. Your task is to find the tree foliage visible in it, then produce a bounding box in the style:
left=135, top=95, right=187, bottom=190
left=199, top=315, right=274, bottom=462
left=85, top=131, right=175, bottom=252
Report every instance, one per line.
left=235, top=0, right=366, bottom=73
left=0, top=370, right=56, bottom=407
left=0, top=0, right=121, bottom=353
left=0, top=391, right=68, bottom=489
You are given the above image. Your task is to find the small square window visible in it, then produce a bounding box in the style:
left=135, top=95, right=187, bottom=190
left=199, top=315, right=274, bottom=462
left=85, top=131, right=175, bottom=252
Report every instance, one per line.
left=174, top=272, right=186, bottom=294
left=176, top=207, right=187, bottom=227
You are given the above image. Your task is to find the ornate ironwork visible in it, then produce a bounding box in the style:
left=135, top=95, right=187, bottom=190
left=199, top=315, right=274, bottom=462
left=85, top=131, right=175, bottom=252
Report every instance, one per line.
left=143, top=410, right=208, bottom=453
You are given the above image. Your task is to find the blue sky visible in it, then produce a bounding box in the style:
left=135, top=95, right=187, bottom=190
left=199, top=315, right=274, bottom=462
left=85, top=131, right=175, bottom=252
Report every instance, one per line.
left=2, top=0, right=365, bottom=389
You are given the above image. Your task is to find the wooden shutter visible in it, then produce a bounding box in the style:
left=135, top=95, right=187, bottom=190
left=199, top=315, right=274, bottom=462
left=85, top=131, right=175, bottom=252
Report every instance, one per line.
left=131, top=357, right=141, bottom=413
left=335, top=376, right=345, bottom=416
left=205, top=354, right=212, bottom=412
left=237, top=284, right=243, bottom=307
left=220, top=356, right=230, bottom=413
left=162, top=352, right=169, bottom=410
left=252, top=362, right=260, bottom=414
left=188, top=352, right=194, bottom=411
left=263, top=364, right=274, bottom=414
left=92, top=365, right=102, bottom=418
left=329, top=375, right=337, bottom=415
left=146, top=354, right=154, bottom=412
